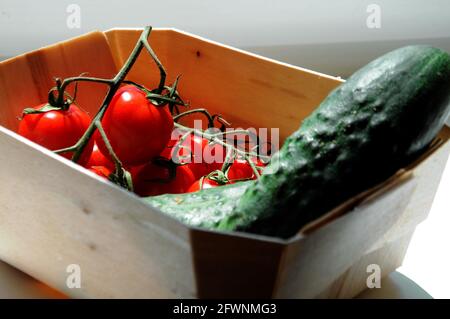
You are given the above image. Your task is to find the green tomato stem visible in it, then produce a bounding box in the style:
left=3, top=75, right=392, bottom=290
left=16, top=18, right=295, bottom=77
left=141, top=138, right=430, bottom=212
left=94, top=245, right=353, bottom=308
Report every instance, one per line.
left=173, top=108, right=215, bottom=128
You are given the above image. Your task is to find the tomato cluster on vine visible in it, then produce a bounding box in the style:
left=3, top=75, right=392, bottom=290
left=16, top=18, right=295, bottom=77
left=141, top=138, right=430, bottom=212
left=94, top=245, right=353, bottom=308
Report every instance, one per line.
left=16, top=26, right=268, bottom=197
left=17, top=83, right=267, bottom=196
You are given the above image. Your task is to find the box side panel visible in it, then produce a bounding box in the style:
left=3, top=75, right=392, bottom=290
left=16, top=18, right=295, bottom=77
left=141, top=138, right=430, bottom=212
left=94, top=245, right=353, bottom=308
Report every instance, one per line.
left=166, top=30, right=343, bottom=141
left=274, top=177, right=416, bottom=298
left=0, top=52, right=41, bottom=131
left=372, top=138, right=450, bottom=250
left=0, top=127, right=196, bottom=298
left=0, top=31, right=117, bottom=131
left=104, top=29, right=172, bottom=93
left=105, top=29, right=342, bottom=142
left=189, top=230, right=284, bottom=298
left=282, top=129, right=450, bottom=298
left=317, top=230, right=414, bottom=298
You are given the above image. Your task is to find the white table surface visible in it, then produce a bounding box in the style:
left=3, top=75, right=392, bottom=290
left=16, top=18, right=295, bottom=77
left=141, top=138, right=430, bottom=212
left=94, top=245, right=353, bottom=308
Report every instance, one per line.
left=397, top=150, right=450, bottom=299
left=0, top=260, right=65, bottom=299
left=0, top=259, right=434, bottom=299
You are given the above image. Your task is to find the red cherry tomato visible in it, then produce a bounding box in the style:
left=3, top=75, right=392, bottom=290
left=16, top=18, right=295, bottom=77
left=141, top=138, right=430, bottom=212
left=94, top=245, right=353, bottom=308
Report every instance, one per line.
left=96, top=85, right=174, bottom=166
left=187, top=176, right=223, bottom=192
left=202, top=142, right=226, bottom=171
left=186, top=162, right=214, bottom=180
left=188, top=173, right=235, bottom=193
left=18, top=103, right=93, bottom=165
left=227, top=157, right=266, bottom=181
left=86, top=143, right=114, bottom=169
left=88, top=166, right=112, bottom=179
left=161, top=132, right=226, bottom=179
left=161, top=133, right=207, bottom=162
left=162, top=133, right=209, bottom=178
left=133, top=162, right=196, bottom=196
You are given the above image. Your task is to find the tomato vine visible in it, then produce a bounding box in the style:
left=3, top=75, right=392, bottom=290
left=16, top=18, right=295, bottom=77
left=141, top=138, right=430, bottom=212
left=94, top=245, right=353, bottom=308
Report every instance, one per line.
left=45, top=26, right=268, bottom=191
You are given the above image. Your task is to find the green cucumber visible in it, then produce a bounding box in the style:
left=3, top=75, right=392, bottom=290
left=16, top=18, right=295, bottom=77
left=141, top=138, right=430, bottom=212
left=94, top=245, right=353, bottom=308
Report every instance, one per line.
left=145, top=181, right=252, bottom=229
left=146, top=45, right=450, bottom=238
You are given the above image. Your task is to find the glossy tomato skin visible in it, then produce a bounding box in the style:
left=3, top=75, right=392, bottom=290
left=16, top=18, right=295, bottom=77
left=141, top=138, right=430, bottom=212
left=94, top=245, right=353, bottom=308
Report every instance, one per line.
left=189, top=164, right=214, bottom=180
left=96, top=85, right=174, bottom=166
left=86, top=143, right=114, bottom=169
left=18, top=103, right=93, bottom=165
left=187, top=176, right=233, bottom=193
left=202, top=142, right=226, bottom=172
left=165, top=133, right=208, bottom=163
left=133, top=162, right=195, bottom=197
left=88, top=166, right=112, bottom=179
left=227, top=158, right=266, bottom=181
left=161, top=132, right=226, bottom=179
left=187, top=177, right=223, bottom=193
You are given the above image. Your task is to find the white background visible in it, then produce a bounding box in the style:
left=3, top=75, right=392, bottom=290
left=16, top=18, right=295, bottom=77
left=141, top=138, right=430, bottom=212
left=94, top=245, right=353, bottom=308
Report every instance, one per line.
left=0, top=0, right=449, bottom=297
left=1, top=0, right=450, bottom=77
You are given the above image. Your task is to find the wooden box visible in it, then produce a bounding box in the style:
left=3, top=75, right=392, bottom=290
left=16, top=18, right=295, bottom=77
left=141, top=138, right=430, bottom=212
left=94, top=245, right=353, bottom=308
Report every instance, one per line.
left=0, top=28, right=448, bottom=298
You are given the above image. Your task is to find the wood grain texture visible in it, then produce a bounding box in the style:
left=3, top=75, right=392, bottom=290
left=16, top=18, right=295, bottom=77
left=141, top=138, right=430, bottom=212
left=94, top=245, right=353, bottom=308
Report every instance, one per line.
left=0, top=127, right=195, bottom=298
left=105, top=29, right=343, bottom=142
left=316, top=231, right=414, bottom=299
left=273, top=178, right=416, bottom=298
left=0, top=31, right=116, bottom=132
left=105, top=28, right=171, bottom=92
left=190, top=229, right=284, bottom=298
left=374, top=130, right=450, bottom=251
